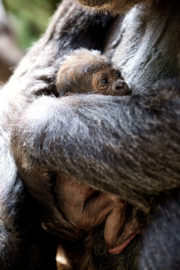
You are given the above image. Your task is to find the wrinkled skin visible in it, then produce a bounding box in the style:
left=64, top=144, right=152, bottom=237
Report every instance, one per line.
left=56, top=173, right=142, bottom=254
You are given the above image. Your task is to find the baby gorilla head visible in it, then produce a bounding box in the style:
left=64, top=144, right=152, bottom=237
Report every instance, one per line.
left=56, top=49, right=130, bottom=96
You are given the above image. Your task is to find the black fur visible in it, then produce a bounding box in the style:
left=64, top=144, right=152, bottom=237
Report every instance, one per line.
left=12, top=81, right=180, bottom=210
left=1, top=0, right=180, bottom=269
left=139, top=193, right=180, bottom=270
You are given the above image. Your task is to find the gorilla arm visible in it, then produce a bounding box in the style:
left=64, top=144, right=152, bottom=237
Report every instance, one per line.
left=11, top=81, right=180, bottom=214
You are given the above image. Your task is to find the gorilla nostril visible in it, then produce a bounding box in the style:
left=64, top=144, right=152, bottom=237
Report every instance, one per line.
left=116, top=83, right=124, bottom=90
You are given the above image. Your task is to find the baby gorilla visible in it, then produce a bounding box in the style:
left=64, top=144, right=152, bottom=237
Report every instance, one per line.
left=56, top=49, right=130, bottom=96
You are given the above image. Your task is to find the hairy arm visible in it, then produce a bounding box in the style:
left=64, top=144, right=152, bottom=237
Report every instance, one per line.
left=11, top=80, right=180, bottom=211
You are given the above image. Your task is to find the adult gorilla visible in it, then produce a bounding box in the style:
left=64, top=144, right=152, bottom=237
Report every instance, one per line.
left=0, top=0, right=180, bottom=269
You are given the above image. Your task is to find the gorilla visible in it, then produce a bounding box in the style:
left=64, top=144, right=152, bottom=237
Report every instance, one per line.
left=0, top=0, right=180, bottom=269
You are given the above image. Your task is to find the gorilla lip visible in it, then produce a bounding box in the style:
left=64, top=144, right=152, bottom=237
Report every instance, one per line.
left=108, top=231, right=138, bottom=255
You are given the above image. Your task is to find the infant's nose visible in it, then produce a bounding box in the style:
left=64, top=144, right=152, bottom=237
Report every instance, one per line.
left=112, top=80, right=130, bottom=95
left=115, top=80, right=126, bottom=90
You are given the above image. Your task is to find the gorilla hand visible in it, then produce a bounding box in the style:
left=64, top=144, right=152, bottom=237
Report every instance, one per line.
left=56, top=173, right=142, bottom=254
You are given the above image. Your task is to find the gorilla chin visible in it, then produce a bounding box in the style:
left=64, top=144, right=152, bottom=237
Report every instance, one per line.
left=77, top=0, right=168, bottom=14
left=77, top=0, right=148, bottom=13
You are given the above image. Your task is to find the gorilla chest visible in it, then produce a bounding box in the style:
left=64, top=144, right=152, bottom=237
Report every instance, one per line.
left=104, top=4, right=180, bottom=93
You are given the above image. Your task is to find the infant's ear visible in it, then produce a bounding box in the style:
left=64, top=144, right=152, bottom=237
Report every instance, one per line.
left=56, top=71, right=62, bottom=95
left=56, top=67, right=69, bottom=97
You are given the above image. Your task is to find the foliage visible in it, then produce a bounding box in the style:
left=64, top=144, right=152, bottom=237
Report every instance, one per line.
left=3, top=0, right=60, bottom=49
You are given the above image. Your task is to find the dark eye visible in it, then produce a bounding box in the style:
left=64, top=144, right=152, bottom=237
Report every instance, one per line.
left=100, top=77, right=108, bottom=85
left=115, top=71, right=121, bottom=78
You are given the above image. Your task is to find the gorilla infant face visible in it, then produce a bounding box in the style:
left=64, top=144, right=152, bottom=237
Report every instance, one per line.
left=91, top=65, right=129, bottom=96
left=56, top=49, right=130, bottom=97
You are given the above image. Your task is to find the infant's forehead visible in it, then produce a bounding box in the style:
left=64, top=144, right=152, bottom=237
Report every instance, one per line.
left=86, top=63, right=111, bottom=74
left=91, top=62, right=118, bottom=73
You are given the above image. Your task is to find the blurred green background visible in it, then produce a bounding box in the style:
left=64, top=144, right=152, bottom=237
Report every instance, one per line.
left=3, top=0, right=60, bottom=49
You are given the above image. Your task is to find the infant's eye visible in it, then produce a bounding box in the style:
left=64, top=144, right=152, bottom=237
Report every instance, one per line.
left=100, top=77, right=108, bottom=85
left=115, top=71, right=121, bottom=78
